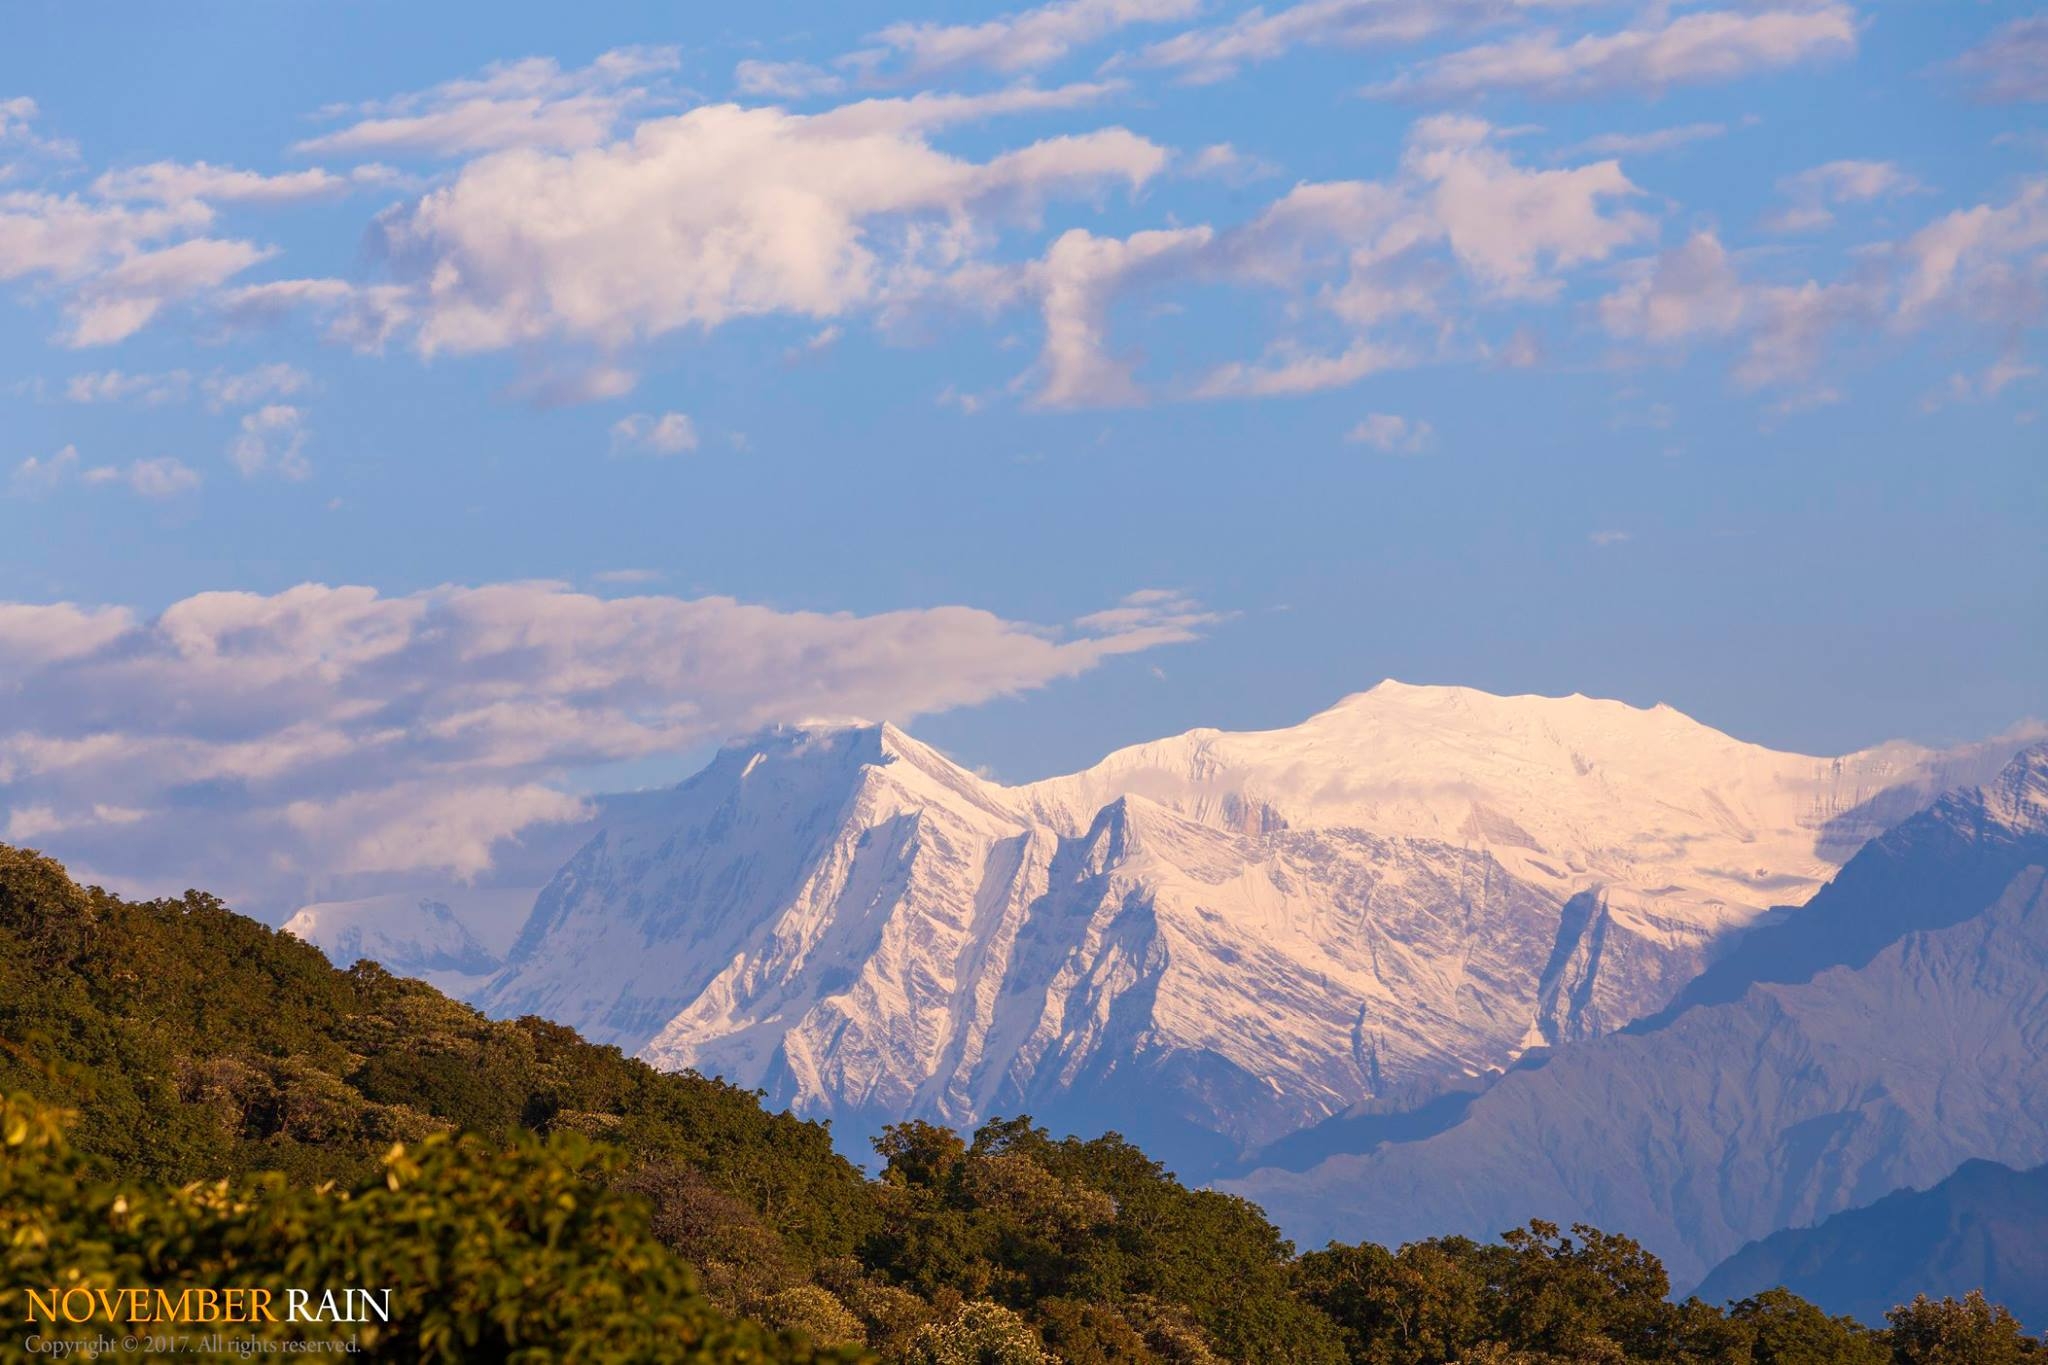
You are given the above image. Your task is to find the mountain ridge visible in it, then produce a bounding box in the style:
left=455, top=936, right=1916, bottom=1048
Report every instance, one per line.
left=1225, top=743, right=2048, bottom=1286
left=460, top=684, right=2032, bottom=1169
left=1693, top=1157, right=2048, bottom=1326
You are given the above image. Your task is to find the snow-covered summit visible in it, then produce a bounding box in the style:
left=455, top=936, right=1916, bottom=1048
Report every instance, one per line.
left=476, top=686, right=2034, bottom=1166
left=1024, top=680, right=2018, bottom=921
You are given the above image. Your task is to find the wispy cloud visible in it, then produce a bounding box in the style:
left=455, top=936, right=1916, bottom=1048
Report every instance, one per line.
left=1368, top=5, right=1856, bottom=101
left=204, top=362, right=311, bottom=411
left=11, top=444, right=200, bottom=499
left=0, top=182, right=270, bottom=346
left=609, top=411, right=699, bottom=455
left=1598, top=177, right=2048, bottom=394
left=1345, top=412, right=1435, bottom=453
left=1764, top=159, right=1922, bottom=233
left=1555, top=122, right=1729, bottom=161
left=63, top=369, right=193, bottom=405
left=1026, top=116, right=1652, bottom=405
left=1132, top=0, right=1590, bottom=85
left=92, top=161, right=391, bottom=206
left=0, top=95, right=78, bottom=161
left=296, top=47, right=684, bottom=158
left=229, top=404, right=311, bottom=479
left=1952, top=16, right=2048, bottom=104
left=868, top=0, right=1200, bottom=77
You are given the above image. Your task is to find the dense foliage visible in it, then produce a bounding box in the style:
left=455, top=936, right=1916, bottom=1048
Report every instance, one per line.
left=3, top=843, right=2041, bottom=1362
left=2, top=1093, right=840, bottom=1362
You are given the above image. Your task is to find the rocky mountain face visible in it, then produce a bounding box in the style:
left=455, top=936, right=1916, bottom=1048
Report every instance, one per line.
left=1693, top=1158, right=2048, bottom=1326
left=471, top=683, right=2026, bottom=1170
left=1224, top=745, right=2048, bottom=1287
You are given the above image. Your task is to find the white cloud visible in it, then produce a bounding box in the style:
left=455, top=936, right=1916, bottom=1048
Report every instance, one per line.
left=1765, top=159, right=1921, bottom=233
left=508, top=362, right=641, bottom=408
left=1370, top=5, right=1856, bottom=101
left=10, top=445, right=199, bottom=499
left=1983, top=355, right=2040, bottom=396
left=1196, top=340, right=1409, bottom=398
left=1034, top=225, right=1213, bottom=406
left=1588, top=529, right=1631, bottom=546
left=1025, top=116, right=1650, bottom=404
left=1600, top=240, right=1882, bottom=390
left=1894, top=180, right=2048, bottom=332
left=296, top=47, right=684, bottom=158
left=1556, top=122, right=1727, bottom=160
left=2, top=103, right=282, bottom=344
left=365, top=88, right=1167, bottom=356
left=1953, top=16, right=2048, bottom=104
left=1183, top=142, right=1280, bottom=183
left=609, top=411, right=699, bottom=455
left=870, top=0, right=1200, bottom=77
left=203, top=362, right=312, bottom=410
left=1344, top=412, right=1435, bottom=453
left=734, top=60, right=847, bottom=100
left=0, top=601, right=132, bottom=670
left=121, top=456, right=202, bottom=498
left=1496, top=327, right=1544, bottom=367
left=212, top=279, right=419, bottom=354
left=64, top=369, right=193, bottom=405
left=1599, top=231, right=1747, bottom=342
left=1071, top=587, right=1213, bottom=633
left=1743, top=279, right=1883, bottom=389
left=1403, top=114, right=1651, bottom=299
left=789, top=324, right=842, bottom=360
left=229, top=404, right=312, bottom=479
left=214, top=277, right=355, bottom=326
left=62, top=236, right=275, bottom=346
left=1133, top=0, right=1586, bottom=85
left=1921, top=357, right=2040, bottom=411
left=0, top=192, right=212, bottom=283
left=11, top=444, right=80, bottom=493
left=0, top=580, right=1212, bottom=910
left=54, top=364, right=306, bottom=410
left=3, top=805, right=63, bottom=842
left=91, top=161, right=367, bottom=206
left=0, top=95, right=77, bottom=161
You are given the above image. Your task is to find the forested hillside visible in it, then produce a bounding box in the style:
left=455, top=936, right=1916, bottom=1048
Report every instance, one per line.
left=4, top=842, right=2040, bottom=1363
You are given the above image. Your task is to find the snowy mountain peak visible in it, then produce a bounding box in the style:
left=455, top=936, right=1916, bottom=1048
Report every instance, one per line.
left=477, top=686, right=2036, bottom=1165
left=1987, top=742, right=2048, bottom=832
left=1016, top=682, right=2014, bottom=922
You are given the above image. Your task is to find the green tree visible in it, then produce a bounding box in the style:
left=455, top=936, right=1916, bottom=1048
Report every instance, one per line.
left=1885, top=1291, right=2043, bottom=1364
left=2, top=1091, right=852, bottom=1363
left=908, top=1300, right=1055, bottom=1365
left=1727, top=1287, right=1886, bottom=1365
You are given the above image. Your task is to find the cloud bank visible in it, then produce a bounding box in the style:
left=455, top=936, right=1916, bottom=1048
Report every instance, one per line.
left=0, top=582, right=1212, bottom=913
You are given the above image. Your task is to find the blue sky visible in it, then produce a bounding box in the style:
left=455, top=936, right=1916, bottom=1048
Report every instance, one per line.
left=1, top=0, right=2043, bottom=912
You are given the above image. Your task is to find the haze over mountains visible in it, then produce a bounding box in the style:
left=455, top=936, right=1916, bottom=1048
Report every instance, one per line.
left=290, top=681, right=2034, bottom=1182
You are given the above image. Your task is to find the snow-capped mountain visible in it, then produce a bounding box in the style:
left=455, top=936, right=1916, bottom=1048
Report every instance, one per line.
left=476, top=683, right=2032, bottom=1166
left=1224, top=743, right=2048, bottom=1286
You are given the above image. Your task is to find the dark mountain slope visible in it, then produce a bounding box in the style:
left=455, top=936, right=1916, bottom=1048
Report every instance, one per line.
left=1695, top=1158, right=2048, bottom=1326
